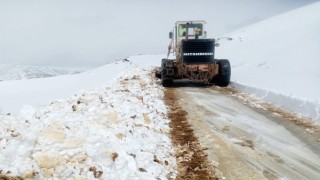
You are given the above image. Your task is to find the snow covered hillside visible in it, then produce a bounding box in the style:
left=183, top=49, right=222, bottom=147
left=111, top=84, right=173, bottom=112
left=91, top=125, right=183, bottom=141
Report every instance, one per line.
left=0, top=60, right=129, bottom=114
left=216, top=2, right=320, bottom=121
left=0, top=56, right=177, bottom=179
left=0, top=65, right=81, bottom=81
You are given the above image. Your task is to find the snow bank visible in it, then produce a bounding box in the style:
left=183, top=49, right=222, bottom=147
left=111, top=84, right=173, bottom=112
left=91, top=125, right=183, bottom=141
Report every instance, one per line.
left=0, top=60, right=177, bottom=179
left=0, top=60, right=130, bottom=115
left=0, top=55, right=165, bottom=115
left=216, top=2, right=320, bottom=121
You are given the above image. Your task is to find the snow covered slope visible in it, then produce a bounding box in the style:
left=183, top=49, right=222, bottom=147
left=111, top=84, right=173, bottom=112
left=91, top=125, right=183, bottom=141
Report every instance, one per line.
left=0, top=65, right=81, bottom=81
left=216, top=2, right=320, bottom=120
left=0, top=56, right=160, bottom=115
left=0, top=58, right=176, bottom=179
left=0, top=60, right=129, bottom=114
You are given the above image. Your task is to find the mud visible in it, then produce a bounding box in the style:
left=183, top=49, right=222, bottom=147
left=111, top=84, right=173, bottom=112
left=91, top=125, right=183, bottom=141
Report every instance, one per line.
left=0, top=174, right=24, bottom=180
left=172, top=84, right=320, bottom=179
left=164, top=88, right=219, bottom=180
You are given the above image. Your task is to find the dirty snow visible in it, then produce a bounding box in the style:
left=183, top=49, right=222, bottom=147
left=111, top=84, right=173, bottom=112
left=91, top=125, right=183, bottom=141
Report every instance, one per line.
left=0, top=58, right=176, bottom=179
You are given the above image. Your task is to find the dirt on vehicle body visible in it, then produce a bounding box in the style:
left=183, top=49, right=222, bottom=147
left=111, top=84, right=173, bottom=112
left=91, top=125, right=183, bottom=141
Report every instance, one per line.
left=156, top=20, right=231, bottom=87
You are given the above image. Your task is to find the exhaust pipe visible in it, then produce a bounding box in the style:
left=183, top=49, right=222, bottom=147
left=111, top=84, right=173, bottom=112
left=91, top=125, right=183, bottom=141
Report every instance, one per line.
left=186, top=22, right=189, bottom=41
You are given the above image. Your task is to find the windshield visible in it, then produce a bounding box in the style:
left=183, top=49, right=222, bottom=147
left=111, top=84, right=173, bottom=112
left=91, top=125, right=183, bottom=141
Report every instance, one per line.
left=178, top=24, right=203, bottom=37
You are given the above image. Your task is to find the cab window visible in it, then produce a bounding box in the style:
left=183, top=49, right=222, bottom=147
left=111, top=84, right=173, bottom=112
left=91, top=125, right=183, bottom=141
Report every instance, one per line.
left=178, top=24, right=203, bottom=37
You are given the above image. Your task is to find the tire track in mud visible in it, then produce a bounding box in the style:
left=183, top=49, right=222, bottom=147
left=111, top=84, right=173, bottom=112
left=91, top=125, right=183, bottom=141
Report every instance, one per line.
left=164, top=88, right=219, bottom=180
left=175, top=88, right=266, bottom=180
left=175, top=85, right=320, bottom=179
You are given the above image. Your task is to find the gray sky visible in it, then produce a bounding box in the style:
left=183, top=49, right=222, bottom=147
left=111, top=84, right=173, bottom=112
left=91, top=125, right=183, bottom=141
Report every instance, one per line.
left=0, top=0, right=317, bottom=68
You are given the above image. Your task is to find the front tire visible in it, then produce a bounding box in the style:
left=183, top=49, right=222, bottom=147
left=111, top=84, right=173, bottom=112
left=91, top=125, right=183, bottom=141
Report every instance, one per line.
left=215, top=59, right=231, bottom=87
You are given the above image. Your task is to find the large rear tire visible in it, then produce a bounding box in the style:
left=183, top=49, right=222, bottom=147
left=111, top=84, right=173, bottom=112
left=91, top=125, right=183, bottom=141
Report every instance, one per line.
left=161, top=59, right=174, bottom=87
left=215, top=59, right=231, bottom=87
left=161, top=77, right=173, bottom=87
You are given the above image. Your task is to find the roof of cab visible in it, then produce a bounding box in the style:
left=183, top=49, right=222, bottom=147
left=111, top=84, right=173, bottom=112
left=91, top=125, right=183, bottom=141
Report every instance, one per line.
left=175, top=20, right=206, bottom=26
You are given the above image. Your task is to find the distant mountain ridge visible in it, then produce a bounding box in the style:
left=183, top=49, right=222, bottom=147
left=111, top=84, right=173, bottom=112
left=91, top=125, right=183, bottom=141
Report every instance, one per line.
left=0, top=65, right=82, bottom=81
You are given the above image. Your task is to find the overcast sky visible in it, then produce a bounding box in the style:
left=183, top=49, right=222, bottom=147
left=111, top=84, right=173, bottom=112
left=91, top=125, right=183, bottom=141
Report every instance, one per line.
left=0, top=0, right=317, bottom=68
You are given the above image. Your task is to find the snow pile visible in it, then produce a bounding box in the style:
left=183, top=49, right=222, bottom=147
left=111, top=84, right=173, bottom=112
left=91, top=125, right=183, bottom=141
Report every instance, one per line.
left=216, top=2, right=320, bottom=121
left=0, top=64, right=176, bottom=179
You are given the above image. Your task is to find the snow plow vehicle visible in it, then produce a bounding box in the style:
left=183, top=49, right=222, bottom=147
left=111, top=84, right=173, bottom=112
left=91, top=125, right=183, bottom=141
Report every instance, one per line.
left=156, top=20, right=231, bottom=87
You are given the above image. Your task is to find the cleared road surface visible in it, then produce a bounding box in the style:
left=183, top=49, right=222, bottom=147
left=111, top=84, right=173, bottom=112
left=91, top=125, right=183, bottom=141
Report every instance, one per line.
left=172, top=84, right=320, bottom=180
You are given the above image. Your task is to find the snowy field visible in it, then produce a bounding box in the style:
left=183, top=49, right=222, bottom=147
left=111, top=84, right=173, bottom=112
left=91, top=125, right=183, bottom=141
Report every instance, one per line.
left=0, top=60, right=131, bottom=114
left=0, top=64, right=81, bottom=81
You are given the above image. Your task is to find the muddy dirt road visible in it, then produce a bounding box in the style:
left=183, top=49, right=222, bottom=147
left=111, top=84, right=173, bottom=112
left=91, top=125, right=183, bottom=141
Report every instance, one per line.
left=171, top=84, right=320, bottom=180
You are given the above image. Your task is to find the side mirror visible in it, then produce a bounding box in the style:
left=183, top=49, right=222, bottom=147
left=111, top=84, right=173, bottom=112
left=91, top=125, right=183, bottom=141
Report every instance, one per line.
left=204, top=31, right=207, bottom=38
left=169, top=32, right=173, bottom=39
